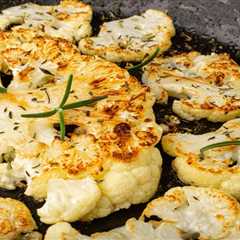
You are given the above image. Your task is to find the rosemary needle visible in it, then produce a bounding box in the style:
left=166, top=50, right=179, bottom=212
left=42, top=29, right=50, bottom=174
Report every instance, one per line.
left=200, top=140, right=240, bottom=158
left=58, top=109, right=65, bottom=141
left=127, top=47, right=160, bottom=74
left=59, top=74, right=73, bottom=108
left=63, top=96, right=107, bottom=110
left=22, top=109, right=57, bottom=118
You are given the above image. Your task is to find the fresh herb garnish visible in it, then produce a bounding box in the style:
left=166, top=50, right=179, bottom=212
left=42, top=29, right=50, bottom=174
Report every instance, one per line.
left=127, top=47, right=160, bottom=74
left=200, top=140, right=240, bottom=159
left=21, top=74, right=107, bottom=140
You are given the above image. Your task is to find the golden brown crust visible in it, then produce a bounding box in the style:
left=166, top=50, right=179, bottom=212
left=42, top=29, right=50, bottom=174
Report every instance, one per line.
left=0, top=29, right=78, bottom=73
left=0, top=198, right=37, bottom=239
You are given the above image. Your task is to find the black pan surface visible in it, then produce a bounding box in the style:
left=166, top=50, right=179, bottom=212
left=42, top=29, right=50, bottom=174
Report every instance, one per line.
left=0, top=0, right=239, bottom=236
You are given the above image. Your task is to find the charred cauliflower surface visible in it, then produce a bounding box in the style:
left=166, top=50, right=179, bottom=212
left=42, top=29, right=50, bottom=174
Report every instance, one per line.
left=162, top=118, right=240, bottom=199
left=143, top=51, right=240, bottom=122
left=0, top=29, right=162, bottom=223
left=79, top=9, right=175, bottom=62
left=44, top=186, right=240, bottom=240
left=0, top=0, right=92, bottom=42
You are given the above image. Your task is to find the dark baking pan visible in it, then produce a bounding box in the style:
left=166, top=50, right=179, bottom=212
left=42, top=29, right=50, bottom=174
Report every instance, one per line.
left=0, top=0, right=239, bottom=236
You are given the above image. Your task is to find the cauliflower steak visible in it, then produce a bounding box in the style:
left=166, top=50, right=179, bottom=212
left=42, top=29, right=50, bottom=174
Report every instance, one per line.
left=162, top=118, right=240, bottom=199
left=79, top=9, right=175, bottom=62
left=0, top=0, right=92, bottom=42
left=143, top=51, right=240, bottom=122
left=0, top=29, right=162, bottom=223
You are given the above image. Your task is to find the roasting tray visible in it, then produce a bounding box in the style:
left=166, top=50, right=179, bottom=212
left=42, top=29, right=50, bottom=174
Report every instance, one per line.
left=0, top=0, right=239, bottom=236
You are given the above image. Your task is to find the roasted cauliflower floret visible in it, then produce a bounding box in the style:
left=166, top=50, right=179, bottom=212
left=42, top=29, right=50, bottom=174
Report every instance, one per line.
left=45, top=219, right=164, bottom=240
left=0, top=198, right=41, bottom=240
left=143, top=51, right=240, bottom=122
left=0, top=29, right=163, bottom=222
left=79, top=9, right=175, bottom=62
left=45, top=186, right=240, bottom=240
left=141, top=186, right=240, bottom=240
left=37, top=178, right=101, bottom=224
left=0, top=0, right=92, bottom=42
left=0, top=94, right=55, bottom=190
left=0, top=84, right=162, bottom=222
left=44, top=222, right=85, bottom=240
left=32, top=145, right=162, bottom=223
left=0, top=29, right=78, bottom=90
left=162, top=118, right=240, bottom=199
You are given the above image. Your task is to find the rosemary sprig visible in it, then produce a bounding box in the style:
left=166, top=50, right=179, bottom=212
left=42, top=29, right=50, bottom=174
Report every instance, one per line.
left=200, top=140, right=240, bottom=158
left=127, top=47, right=160, bottom=74
left=21, top=74, right=107, bottom=140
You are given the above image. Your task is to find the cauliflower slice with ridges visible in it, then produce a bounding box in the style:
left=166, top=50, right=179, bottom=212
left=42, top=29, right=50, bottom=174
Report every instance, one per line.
left=162, top=118, right=240, bottom=199
left=0, top=0, right=92, bottom=42
left=143, top=51, right=240, bottom=122
left=79, top=9, right=175, bottom=62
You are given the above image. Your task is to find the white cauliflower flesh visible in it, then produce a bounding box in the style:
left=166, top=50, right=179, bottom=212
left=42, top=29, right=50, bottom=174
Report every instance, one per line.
left=0, top=29, right=163, bottom=221
left=90, top=219, right=171, bottom=240
left=35, top=147, right=162, bottom=223
left=162, top=118, right=240, bottom=199
left=0, top=157, right=41, bottom=190
left=79, top=9, right=175, bottom=62
left=0, top=98, right=52, bottom=190
left=44, top=219, right=178, bottom=240
left=143, top=51, right=240, bottom=122
left=141, top=186, right=240, bottom=240
left=0, top=198, right=41, bottom=240
left=0, top=0, right=92, bottom=42
left=45, top=186, right=240, bottom=240
left=0, top=82, right=58, bottom=190
left=44, top=222, right=88, bottom=240
left=37, top=178, right=101, bottom=224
